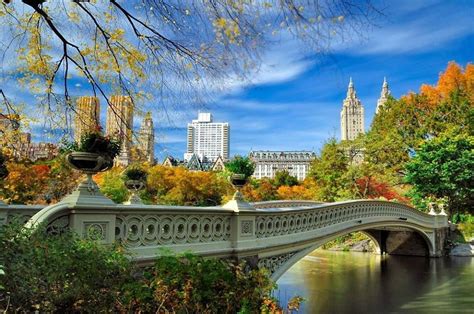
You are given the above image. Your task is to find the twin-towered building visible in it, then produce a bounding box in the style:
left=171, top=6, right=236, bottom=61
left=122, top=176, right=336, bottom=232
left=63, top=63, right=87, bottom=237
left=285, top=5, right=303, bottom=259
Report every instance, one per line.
left=74, top=95, right=155, bottom=166
left=340, top=77, right=390, bottom=141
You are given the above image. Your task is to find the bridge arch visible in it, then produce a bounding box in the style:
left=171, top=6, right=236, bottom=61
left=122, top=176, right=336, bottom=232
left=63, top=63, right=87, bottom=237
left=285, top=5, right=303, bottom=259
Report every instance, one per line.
left=261, top=221, right=436, bottom=281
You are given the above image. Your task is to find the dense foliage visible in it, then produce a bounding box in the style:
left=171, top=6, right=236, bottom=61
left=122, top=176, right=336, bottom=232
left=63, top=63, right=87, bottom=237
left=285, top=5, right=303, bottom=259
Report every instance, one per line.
left=0, top=223, right=131, bottom=312
left=405, top=132, right=474, bottom=215
left=0, top=157, right=82, bottom=204
left=225, top=156, right=256, bottom=179
left=0, top=223, right=292, bottom=313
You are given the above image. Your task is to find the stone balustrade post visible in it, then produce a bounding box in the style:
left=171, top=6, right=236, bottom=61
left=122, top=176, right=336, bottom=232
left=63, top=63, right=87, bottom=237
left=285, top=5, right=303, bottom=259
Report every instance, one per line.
left=0, top=201, right=8, bottom=227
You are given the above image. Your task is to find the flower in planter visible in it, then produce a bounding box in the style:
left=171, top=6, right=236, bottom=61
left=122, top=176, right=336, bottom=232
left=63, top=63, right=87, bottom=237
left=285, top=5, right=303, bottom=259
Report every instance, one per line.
left=60, top=129, right=121, bottom=160
left=122, top=167, right=148, bottom=182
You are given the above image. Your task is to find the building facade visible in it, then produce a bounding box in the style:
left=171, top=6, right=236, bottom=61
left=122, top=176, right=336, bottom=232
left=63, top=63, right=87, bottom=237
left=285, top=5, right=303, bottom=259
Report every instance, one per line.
left=340, top=78, right=365, bottom=141
left=137, top=112, right=155, bottom=164
left=249, top=151, right=316, bottom=181
left=376, top=77, right=390, bottom=114
left=74, top=96, right=100, bottom=142
left=106, top=95, right=134, bottom=166
left=184, top=112, right=229, bottom=162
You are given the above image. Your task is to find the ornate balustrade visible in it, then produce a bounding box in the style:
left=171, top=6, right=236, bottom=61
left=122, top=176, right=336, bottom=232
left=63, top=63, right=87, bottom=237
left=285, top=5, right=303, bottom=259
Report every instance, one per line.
left=0, top=203, right=44, bottom=227
left=19, top=195, right=447, bottom=264
left=251, top=200, right=325, bottom=209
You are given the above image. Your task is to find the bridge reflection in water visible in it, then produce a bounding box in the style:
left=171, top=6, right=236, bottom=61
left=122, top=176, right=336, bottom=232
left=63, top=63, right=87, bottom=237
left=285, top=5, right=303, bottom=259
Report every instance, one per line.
left=277, top=250, right=474, bottom=313
left=1, top=181, right=448, bottom=280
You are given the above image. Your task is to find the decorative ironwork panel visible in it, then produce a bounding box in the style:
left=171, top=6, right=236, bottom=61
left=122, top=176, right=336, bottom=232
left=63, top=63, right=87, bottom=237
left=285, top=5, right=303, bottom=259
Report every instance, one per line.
left=115, top=214, right=232, bottom=247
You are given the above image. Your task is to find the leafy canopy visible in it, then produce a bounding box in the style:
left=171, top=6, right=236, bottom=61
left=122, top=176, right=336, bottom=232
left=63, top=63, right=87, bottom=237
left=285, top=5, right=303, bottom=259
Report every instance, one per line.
left=225, top=156, right=255, bottom=179
left=404, top=131, right=474, bottom=214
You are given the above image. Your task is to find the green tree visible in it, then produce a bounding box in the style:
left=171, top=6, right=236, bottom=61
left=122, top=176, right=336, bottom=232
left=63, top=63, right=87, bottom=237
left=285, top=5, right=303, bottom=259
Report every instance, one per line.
left=308, top=138, right=351, bottom=202
left=95, top=167, right=128, bottom=203
left=225, top=156, right=255, bottom=179
left=273, top=170, right=299, bottom=187
left=404, top=131, right=474, bottom=215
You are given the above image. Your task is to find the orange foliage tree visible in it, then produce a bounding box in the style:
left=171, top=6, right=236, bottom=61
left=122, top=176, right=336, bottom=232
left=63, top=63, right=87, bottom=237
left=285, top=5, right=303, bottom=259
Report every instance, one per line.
left=146, top=165, right=227, bottom=206
left=1, top=163, right=51, bottom=204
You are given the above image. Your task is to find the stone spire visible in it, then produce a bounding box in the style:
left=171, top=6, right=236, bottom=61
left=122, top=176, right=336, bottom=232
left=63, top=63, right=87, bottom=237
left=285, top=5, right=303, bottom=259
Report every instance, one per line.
left=341, top=78, right=365, bottom=141
left=376, top=77, right=390, bottom=114
left=346, top=77, right=356, bottom=99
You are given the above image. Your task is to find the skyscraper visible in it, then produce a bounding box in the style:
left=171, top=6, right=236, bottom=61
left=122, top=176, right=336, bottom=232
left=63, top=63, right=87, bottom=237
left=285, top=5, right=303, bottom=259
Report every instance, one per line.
left=184, top=112, right=229, bottom=162
left=106, top=95, right=134, bottom=166
left=137, top=112, right=155, bottom=164
left=73, top=96, right=100, bottom=142
left=340, top=78, right=365, bottom=141
left=376, top=77, right=390, bottom=114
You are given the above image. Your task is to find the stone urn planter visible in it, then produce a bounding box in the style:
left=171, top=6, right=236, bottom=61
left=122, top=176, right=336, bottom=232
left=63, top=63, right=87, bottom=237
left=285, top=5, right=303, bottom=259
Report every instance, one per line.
left=228, top=173, right=248, bottom=201
left=66, top=152, right=113, bottom=174
left=122, top=168, right=148, bottom=205
left=124, top=179, right=146, bottom=205
left=124, top=179, right=145, bottom=191
left=65, top=152, right=113, bottom=193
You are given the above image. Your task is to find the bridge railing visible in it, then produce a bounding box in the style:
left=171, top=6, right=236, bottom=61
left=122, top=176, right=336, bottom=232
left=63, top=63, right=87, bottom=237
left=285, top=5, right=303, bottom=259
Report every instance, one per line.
left=2, top=182, right=448, bottom=263
left=0, top=203, right=44, bottom=227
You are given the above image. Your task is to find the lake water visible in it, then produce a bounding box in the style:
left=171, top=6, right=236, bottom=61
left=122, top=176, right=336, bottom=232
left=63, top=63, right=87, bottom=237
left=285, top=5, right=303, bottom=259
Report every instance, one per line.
left=276, top=250, right=474, bottom=313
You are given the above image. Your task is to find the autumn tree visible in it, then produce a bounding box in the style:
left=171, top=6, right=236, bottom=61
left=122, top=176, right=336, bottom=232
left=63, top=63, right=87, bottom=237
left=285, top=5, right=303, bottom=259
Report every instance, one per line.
left=146, top=165, right=226, bottom=206
left=365, top=62, right=473, bottom=184
left=0, top=0, right=382, bottom=131
left=94, top=166, right=128, bottom=203
left=1, top=163, right=51, bottom=204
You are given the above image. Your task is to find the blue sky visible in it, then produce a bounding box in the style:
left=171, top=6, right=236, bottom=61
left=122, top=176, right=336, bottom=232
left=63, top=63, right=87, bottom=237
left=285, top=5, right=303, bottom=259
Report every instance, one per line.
left=154, top=0, right=474, bottom=160
left=2, top=0, right=473, bottom=161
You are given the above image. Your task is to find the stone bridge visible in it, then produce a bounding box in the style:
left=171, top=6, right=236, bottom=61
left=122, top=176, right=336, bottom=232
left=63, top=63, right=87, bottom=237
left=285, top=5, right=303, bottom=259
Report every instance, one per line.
left=0, top=184, right=448, bottom=281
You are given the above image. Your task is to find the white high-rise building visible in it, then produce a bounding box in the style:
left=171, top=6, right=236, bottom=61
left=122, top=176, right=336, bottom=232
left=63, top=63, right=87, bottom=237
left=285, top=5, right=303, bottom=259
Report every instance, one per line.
left=184, top=112, right=229, bottom=162
left=376, top=77, right=390, bottom=114
left=340, top=78, right=365, bottom=141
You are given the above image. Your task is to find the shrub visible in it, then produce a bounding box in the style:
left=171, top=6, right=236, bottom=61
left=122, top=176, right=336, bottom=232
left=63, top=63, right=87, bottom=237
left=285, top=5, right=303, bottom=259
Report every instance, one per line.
left=0, top=224, right=295, bottom=313
left=0, top=223, right=131, bottom=312
left=118, top=251, right=281, bottom=313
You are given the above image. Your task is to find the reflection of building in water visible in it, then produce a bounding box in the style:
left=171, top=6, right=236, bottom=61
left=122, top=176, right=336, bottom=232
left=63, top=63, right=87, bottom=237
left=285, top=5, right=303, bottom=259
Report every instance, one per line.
left=106, top=95, right=134, bottom=166
left=74, top=96, right=100, bottom=142
left=249, top=151, right=316, bottom=181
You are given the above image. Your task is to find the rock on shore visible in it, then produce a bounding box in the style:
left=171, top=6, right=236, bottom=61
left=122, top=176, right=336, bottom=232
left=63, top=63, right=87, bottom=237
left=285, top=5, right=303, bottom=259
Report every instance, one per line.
left=450, top=243, right=474, bottom=257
